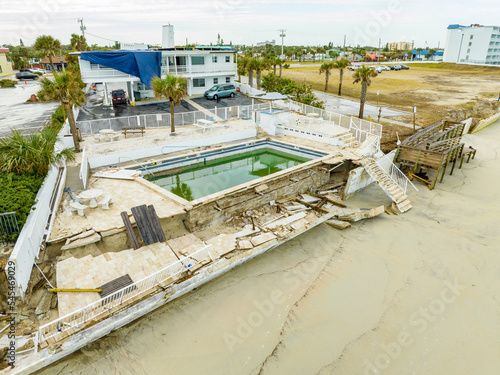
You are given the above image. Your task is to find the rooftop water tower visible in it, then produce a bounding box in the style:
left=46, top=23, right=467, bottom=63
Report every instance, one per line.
left=162, top=25, right=175, bottom=48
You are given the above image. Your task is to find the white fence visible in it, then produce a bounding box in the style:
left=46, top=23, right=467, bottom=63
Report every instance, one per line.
left=79, top=147, right=89, bottom=189
left=77, top=103, right=271, bottom=136
left=38, top=244, right=214, bottom=343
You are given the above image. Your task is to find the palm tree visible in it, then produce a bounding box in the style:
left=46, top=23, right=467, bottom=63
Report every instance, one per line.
left=278, top=58, right=284, bottom=77
left=237, top=56, right=247, bottom=81
left=0, top=127, right=75, bottom=175
left=333, top=58, right=351, bottom=96
left=151, top=74, right=187, bottom=133
left=38, top=72, right=86, bottom=152
left=353, top=66, right=378, bottom=119
left=416, top=47, right=423, bottom=61
left=319, top=61, right=335, bottom=92
left=33, top=35, right=61, bottom=73
left=256, top=59, right=271, bottom=90
left=246, top=57, right=259, bottom=88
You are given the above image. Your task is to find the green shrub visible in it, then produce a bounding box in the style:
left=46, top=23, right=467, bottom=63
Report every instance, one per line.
left=0, top=173, right=45, bottom=241
left=0, top=79, right=16, bottom=88
left=51, top=105, right=66, bottom=129
left=283, top=64, right=290, bottom=69
left=260, top=73, right=325, bottom=109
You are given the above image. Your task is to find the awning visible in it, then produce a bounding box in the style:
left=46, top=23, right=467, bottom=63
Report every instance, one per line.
left=81, top=51, right=161, bottom=87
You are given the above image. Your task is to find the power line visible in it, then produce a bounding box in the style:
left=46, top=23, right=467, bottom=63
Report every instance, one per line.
left=85, top=32, right=119, bottom=43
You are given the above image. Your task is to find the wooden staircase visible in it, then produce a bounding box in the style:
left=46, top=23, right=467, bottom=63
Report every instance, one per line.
left=363, top=160, right=412, bottom=213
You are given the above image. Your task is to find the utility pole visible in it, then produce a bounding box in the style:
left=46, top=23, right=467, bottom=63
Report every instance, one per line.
left=378, top=38, right=381, bottom=64
left=343, top=34, right=346, bottom=54
left=279, top=29, right=286, bottom=58
left=78, top=18, right=86, bottom=39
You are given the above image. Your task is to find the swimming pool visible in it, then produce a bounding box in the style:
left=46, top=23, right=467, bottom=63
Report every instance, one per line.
left=134, top=140, right=327, bottom=201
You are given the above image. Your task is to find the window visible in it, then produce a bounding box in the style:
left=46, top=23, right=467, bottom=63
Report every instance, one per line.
left=193, top=78, right=205, bottom=87
left=191, top=56, right=204, bottom=65
left=468, top=42, right=472, bottom=46
left=470, top=35, right=474, bottom=40
left=213, top=78, right=218, bottom=84
left=226, top=76, right=230, bottom=83
left=467, top=49, right=471, bottom=53
left=225, top=56, right=230, bottom=63
left=90, top=62, right=99, bottom=70
left=212, top=56, right=218, bottom=63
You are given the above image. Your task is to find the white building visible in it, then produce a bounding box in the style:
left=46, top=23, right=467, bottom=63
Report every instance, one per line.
left=78, top=25, right=237, bottom=105
left=443, top=24, right=500, bottom=65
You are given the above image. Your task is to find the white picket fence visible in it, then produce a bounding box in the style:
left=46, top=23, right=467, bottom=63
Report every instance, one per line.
left=38, top=244, right=213, bottom=343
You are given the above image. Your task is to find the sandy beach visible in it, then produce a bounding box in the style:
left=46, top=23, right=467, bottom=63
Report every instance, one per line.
left=39, top=120, right=500, bottom=375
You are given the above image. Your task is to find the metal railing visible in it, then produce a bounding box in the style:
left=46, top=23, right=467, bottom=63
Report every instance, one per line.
left=161, top=64, right=236, bottom=75
left=0, top=212, right=19, bottom=242
left=86, top=121, right=254, bottom=158
left=38, top=244, right=213, bottom=343
left=376, top=154, right=418, bottom=195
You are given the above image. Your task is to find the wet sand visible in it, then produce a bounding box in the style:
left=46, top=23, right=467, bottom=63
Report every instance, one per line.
left=39, top=120, right=500, bottom=375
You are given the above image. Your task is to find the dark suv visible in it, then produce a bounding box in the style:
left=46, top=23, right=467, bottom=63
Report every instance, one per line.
left=111, top=89, right=127, bottom=105
left=16, top=71, right=38, bottom=80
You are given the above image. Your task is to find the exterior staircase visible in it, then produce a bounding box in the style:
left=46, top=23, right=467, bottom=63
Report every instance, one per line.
left=337, top=130, right=359, bottom=148
left=363, top=160, right=413, bottom=213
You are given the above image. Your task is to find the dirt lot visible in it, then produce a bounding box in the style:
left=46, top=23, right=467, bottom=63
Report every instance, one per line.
left=279, top=62, right=500, bottom=149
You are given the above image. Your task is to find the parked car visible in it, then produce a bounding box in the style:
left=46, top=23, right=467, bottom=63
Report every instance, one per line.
left=388, top=65, right=401, bottom=71
left=370, top=66, right=384, bottom=73
left=30, top=68, right=46, bottom=74
left=399, top=64, right=410, bottom=70
left=204, top=84, right=237, bottom=100
left=348, top=64, right=362, bottom=71
left=379, top=65, right=391, bottom=71
left=15, top=71, right=38, bottom=80
left=111, top=89, right=127, bottom=105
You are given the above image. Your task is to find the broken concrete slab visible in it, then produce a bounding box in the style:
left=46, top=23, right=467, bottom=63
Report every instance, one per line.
left=238, top=240, right=253, bottom=250
left=65, top=229, right=96, bottom=245
left=167, top=233, right=204, bottom=254
left=300, top=194, right=322, bottom=203
left=255, top=184, right=269, bottom=194
left=251, top=232, right=277, bottom=246
left=61, top=233, right=101, bottom=251
left=206, top=234, right=237, bottom=257
left=265, top=212, right=307, bottom=230
left=235, top=225, right=261, bottom=238
left=326, top=219, right=351, bottom=229
left=336, top=206, right=385, bottom=222
left=35, top=292, right=53, bottom=315
left=291, top=218, right=309, bottom=231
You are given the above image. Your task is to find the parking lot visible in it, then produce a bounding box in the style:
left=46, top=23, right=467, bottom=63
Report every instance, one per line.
left=77, top=91, right=255, bottom=122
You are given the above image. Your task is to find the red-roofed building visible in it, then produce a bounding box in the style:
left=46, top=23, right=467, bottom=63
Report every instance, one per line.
left=0, top=47, right=14, bottom=77
left=365, top=51, right=385, bottom=62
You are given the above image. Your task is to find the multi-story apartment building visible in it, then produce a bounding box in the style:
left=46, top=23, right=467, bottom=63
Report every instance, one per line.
left=443, top=24, right=500, bottom=65
left=387, top=41, right=414, bottom=51
left=77, top=26, right=237, bottom=105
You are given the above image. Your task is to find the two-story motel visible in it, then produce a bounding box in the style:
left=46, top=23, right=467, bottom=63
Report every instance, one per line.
left=77, top=25, right=238, bottom=105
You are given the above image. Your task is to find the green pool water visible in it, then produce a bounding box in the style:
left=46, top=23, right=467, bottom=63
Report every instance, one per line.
left=146, top=148, right=311, bottom=201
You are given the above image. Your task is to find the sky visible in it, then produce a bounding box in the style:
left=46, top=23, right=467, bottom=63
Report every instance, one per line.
left=1, top=0, right=499, bottom=49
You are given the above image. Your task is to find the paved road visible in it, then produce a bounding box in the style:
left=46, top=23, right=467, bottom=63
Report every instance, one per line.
left=0, top=78, right=58, bottom=137
left=312, top=90, right=409, bottom=118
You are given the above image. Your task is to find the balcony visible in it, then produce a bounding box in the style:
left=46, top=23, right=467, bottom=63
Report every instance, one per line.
left=81, top=68, right=138, bottom=81
left=161, top=63, right=237, bottom=75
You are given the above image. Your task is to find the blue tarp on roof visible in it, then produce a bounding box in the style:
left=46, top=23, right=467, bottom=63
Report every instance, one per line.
left=81, top=51, right=161, bottom=87
left=411, top=50, right=444, bottom=56
left=448, top=24, right=468, bottom=29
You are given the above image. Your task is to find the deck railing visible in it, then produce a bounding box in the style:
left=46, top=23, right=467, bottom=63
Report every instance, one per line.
left=376, top=153, right=418, bottom=194
left=38, top=244, right=213, bottom=343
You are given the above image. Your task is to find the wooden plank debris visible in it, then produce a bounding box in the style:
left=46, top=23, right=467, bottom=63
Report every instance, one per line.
left=326, top=219, right=351, bottom=230
left=131, top=205, right=158, bottom=246
left=121, top=211, right=140, bottom=250
left=147, top=205, right=166, bottom=242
